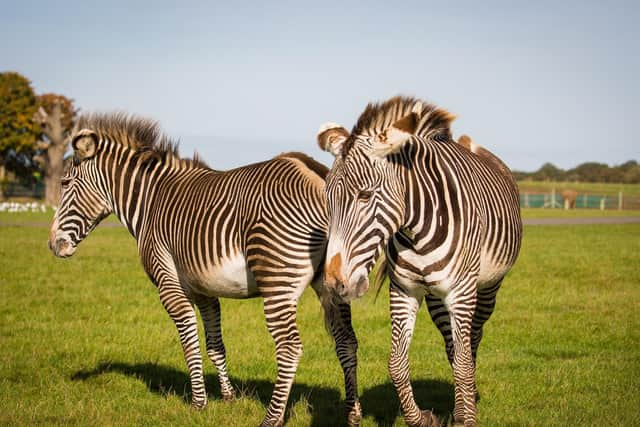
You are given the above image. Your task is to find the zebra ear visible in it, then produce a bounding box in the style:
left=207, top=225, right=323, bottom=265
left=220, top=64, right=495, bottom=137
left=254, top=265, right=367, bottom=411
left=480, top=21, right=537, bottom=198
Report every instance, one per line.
left=370, top=103, right=424, bottom=158
left=317, top=123, right=349, bottom=157
left=72, top=129, right=98, bottom=160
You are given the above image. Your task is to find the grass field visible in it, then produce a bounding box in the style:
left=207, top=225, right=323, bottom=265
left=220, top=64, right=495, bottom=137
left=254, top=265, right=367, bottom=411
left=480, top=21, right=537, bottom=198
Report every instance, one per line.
left=2, top=208, right=640, bottom=227
left=1, top=216, right=639, bottom=426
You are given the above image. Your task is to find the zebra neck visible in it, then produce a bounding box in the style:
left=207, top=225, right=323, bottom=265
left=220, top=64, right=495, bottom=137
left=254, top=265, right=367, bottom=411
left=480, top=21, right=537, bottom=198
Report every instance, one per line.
left=106, top=153, right=166, bottom=239
left=400, top=145, right=449, bottom=243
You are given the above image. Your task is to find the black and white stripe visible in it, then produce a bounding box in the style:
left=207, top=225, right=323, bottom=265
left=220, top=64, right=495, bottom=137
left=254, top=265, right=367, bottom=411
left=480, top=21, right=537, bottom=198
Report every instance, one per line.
left=318, top=96, right=522, bottom=427
left=49, top=113, right=362, bottom=427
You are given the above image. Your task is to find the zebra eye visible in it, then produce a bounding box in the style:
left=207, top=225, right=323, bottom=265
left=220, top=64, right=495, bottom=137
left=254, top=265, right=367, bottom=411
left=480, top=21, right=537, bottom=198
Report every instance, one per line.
left=61, top=177, right=72, bottom=187
left=357, top=190, right=373, bottom=203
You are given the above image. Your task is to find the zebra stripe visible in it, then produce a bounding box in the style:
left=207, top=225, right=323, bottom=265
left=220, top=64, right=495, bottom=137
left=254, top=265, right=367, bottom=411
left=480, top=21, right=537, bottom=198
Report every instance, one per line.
left=49, top=113, right=362, bottom=427
left=319, top=96, right=522, bottom=427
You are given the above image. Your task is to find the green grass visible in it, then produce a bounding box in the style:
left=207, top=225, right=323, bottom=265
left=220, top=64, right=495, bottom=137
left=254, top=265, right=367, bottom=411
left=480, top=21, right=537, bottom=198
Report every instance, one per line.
left=1, top=219, right=640, bottom=426
left=2, top=208, right=639, bottom=229
left=0, top=211, right=119, bottom=225
left=517, top=180, right=640, bottom=197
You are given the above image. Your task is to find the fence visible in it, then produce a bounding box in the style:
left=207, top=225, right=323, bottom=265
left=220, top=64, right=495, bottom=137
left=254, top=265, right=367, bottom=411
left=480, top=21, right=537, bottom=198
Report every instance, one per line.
left=1, top=182, right=45, bottom=199
left=520, top=190, right=640, bottom=210
left=3, top=181, right=639, bottom=211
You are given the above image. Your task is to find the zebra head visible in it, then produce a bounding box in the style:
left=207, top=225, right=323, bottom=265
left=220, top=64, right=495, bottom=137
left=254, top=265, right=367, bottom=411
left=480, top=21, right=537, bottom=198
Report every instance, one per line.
left=49, top=129, right=112, bottom=258
left=318, top=124, right=407, bottom=301
left=318, top=97, right=456, bottom=302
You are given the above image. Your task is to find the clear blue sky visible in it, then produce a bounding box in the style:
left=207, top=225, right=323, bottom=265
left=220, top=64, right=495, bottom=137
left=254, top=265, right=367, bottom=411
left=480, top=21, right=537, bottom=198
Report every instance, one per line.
left=2, top=0, right=638, bottom=171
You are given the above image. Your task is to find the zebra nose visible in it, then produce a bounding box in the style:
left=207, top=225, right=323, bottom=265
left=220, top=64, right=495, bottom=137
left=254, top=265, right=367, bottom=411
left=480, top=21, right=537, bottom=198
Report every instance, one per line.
left=51, top=237, right=73, bottom=257
left=336, top=282, right=348, bottom=298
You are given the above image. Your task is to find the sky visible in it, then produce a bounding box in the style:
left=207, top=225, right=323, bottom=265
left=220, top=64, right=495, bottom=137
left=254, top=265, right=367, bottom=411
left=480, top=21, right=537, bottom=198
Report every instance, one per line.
left=1, top=0, right=638, bottom=171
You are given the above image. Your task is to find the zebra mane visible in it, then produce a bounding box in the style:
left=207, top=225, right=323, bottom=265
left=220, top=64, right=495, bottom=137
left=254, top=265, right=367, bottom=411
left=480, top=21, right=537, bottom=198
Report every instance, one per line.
left=73, top=112, right=208, bottom=167
left=344, top=96, right=456, bottom=156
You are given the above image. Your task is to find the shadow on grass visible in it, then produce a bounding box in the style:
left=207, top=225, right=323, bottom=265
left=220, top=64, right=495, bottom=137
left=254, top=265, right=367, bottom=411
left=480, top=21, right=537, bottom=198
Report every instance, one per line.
left=360, top=379, right=455, bottom=426
left=71, top=361, right=345, bottom=426
left=72, top=362, right=456, bottom=426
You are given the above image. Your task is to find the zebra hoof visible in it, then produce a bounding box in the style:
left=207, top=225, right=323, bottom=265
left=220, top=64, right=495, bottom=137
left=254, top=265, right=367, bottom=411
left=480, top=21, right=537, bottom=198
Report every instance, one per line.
left=259, top=418, right=283, bottom=427
left=347, top=400, right=362, bottom=426
left=409, top=410, right=441, bottom=427
left=221, top=390, right=236, bottom=402
left=191, top=398, right=208, bottom=410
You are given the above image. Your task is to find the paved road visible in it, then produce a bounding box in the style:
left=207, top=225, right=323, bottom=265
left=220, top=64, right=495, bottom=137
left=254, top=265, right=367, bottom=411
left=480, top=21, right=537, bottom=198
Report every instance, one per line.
left=3, top=217, right=640, bottom=228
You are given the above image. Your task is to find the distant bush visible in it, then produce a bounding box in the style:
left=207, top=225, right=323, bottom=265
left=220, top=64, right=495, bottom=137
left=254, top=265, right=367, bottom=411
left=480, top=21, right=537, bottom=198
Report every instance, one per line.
left=514, top=160, right=640, bottom=183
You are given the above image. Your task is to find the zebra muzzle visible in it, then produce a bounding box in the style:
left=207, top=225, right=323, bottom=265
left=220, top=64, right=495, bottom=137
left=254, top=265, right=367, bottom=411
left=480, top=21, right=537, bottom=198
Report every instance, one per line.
left=49, top=236, right=75, bottom=258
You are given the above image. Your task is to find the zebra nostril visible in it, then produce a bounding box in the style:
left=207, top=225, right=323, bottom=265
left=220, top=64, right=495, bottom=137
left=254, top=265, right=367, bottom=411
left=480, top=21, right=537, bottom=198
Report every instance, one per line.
left=336, top=282, right=347, bottom=296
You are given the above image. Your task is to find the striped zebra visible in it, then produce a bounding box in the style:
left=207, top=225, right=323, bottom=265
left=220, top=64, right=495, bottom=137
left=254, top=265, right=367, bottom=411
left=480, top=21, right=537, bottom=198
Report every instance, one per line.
left=317, top=96, right=522, bottom=427
left=48, top=113, right=362, bottom=427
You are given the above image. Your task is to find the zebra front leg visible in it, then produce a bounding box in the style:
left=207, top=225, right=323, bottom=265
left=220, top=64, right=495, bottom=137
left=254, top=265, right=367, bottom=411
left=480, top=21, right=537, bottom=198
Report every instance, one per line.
left=261, top=295, right=303, bottom=427
left=389, top=282, right=440, bottom=427
left=195, top=295, right=235, bottom=401
left=448, top=286, right=479, bottom=427
left=313, top=282, right=361, bottom=426
left=158, top=282, right=207, bottom=408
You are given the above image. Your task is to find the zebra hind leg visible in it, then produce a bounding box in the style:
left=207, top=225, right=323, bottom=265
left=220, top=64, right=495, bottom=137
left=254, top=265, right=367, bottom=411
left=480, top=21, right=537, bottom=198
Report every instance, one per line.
left=425, top=294, right=454, bottom=366
left=157, top=281, right=207, bottom=409
left=471, top=279, right=502, bottom=364
left=389, top=282, right=441, bottom=427
left=312, top=282, right=361, bottom=426
left=195, top=295, right=235, bottom=401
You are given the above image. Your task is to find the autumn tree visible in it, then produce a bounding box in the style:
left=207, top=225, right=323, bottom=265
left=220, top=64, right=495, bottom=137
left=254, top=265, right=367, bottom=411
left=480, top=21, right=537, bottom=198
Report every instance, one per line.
left=0, top=72, right=39, bottom=193
left=34, top=93, right=76, bottom=206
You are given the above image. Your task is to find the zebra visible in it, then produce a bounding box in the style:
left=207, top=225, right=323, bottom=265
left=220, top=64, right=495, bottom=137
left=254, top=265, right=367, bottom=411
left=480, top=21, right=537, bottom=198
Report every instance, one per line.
left=47, top=113, right=362, bottom=427
left=316, top=96, right=522, bottom=427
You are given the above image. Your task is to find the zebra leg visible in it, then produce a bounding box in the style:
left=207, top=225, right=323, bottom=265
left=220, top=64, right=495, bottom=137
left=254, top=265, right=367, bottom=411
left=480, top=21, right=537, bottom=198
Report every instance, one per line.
left=194, top=295, right=235, bottom=401
left=260, top=295, right=303, bottom=427
left=389, top=282, right=440, bottom=427
left=157, top=281, right=207, bottom=408
left=471, top=279, right=502, bottom=363
left=425, top=295, right=454, bottom=366
left=312, top=282, right=361, bottom=426
left=448, top=284, right=479, bottom=427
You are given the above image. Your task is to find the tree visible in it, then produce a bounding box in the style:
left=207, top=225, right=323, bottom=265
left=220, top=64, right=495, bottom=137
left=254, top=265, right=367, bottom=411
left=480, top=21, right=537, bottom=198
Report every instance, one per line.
left=532, top=162, right=564, bottom=181
left=33, top=93, right=77, bottom=206
left=0, top=72, right=39, bottom=190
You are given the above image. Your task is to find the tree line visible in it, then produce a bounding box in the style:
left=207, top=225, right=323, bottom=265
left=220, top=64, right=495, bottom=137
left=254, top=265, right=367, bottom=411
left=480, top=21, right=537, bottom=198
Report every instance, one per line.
left=513, top=161, right=640, bottom=184
left=1, top=71, right=76, bottom=205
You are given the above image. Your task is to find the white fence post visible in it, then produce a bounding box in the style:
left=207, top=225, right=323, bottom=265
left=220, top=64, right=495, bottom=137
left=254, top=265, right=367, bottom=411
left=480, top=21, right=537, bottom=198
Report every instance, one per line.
left=618, top=191, right=623, bottom=211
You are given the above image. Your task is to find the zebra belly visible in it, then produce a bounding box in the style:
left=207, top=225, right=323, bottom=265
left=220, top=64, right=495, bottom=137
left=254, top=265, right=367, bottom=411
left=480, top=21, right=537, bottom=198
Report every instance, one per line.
left=188, top=253, right=259, bottom=299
